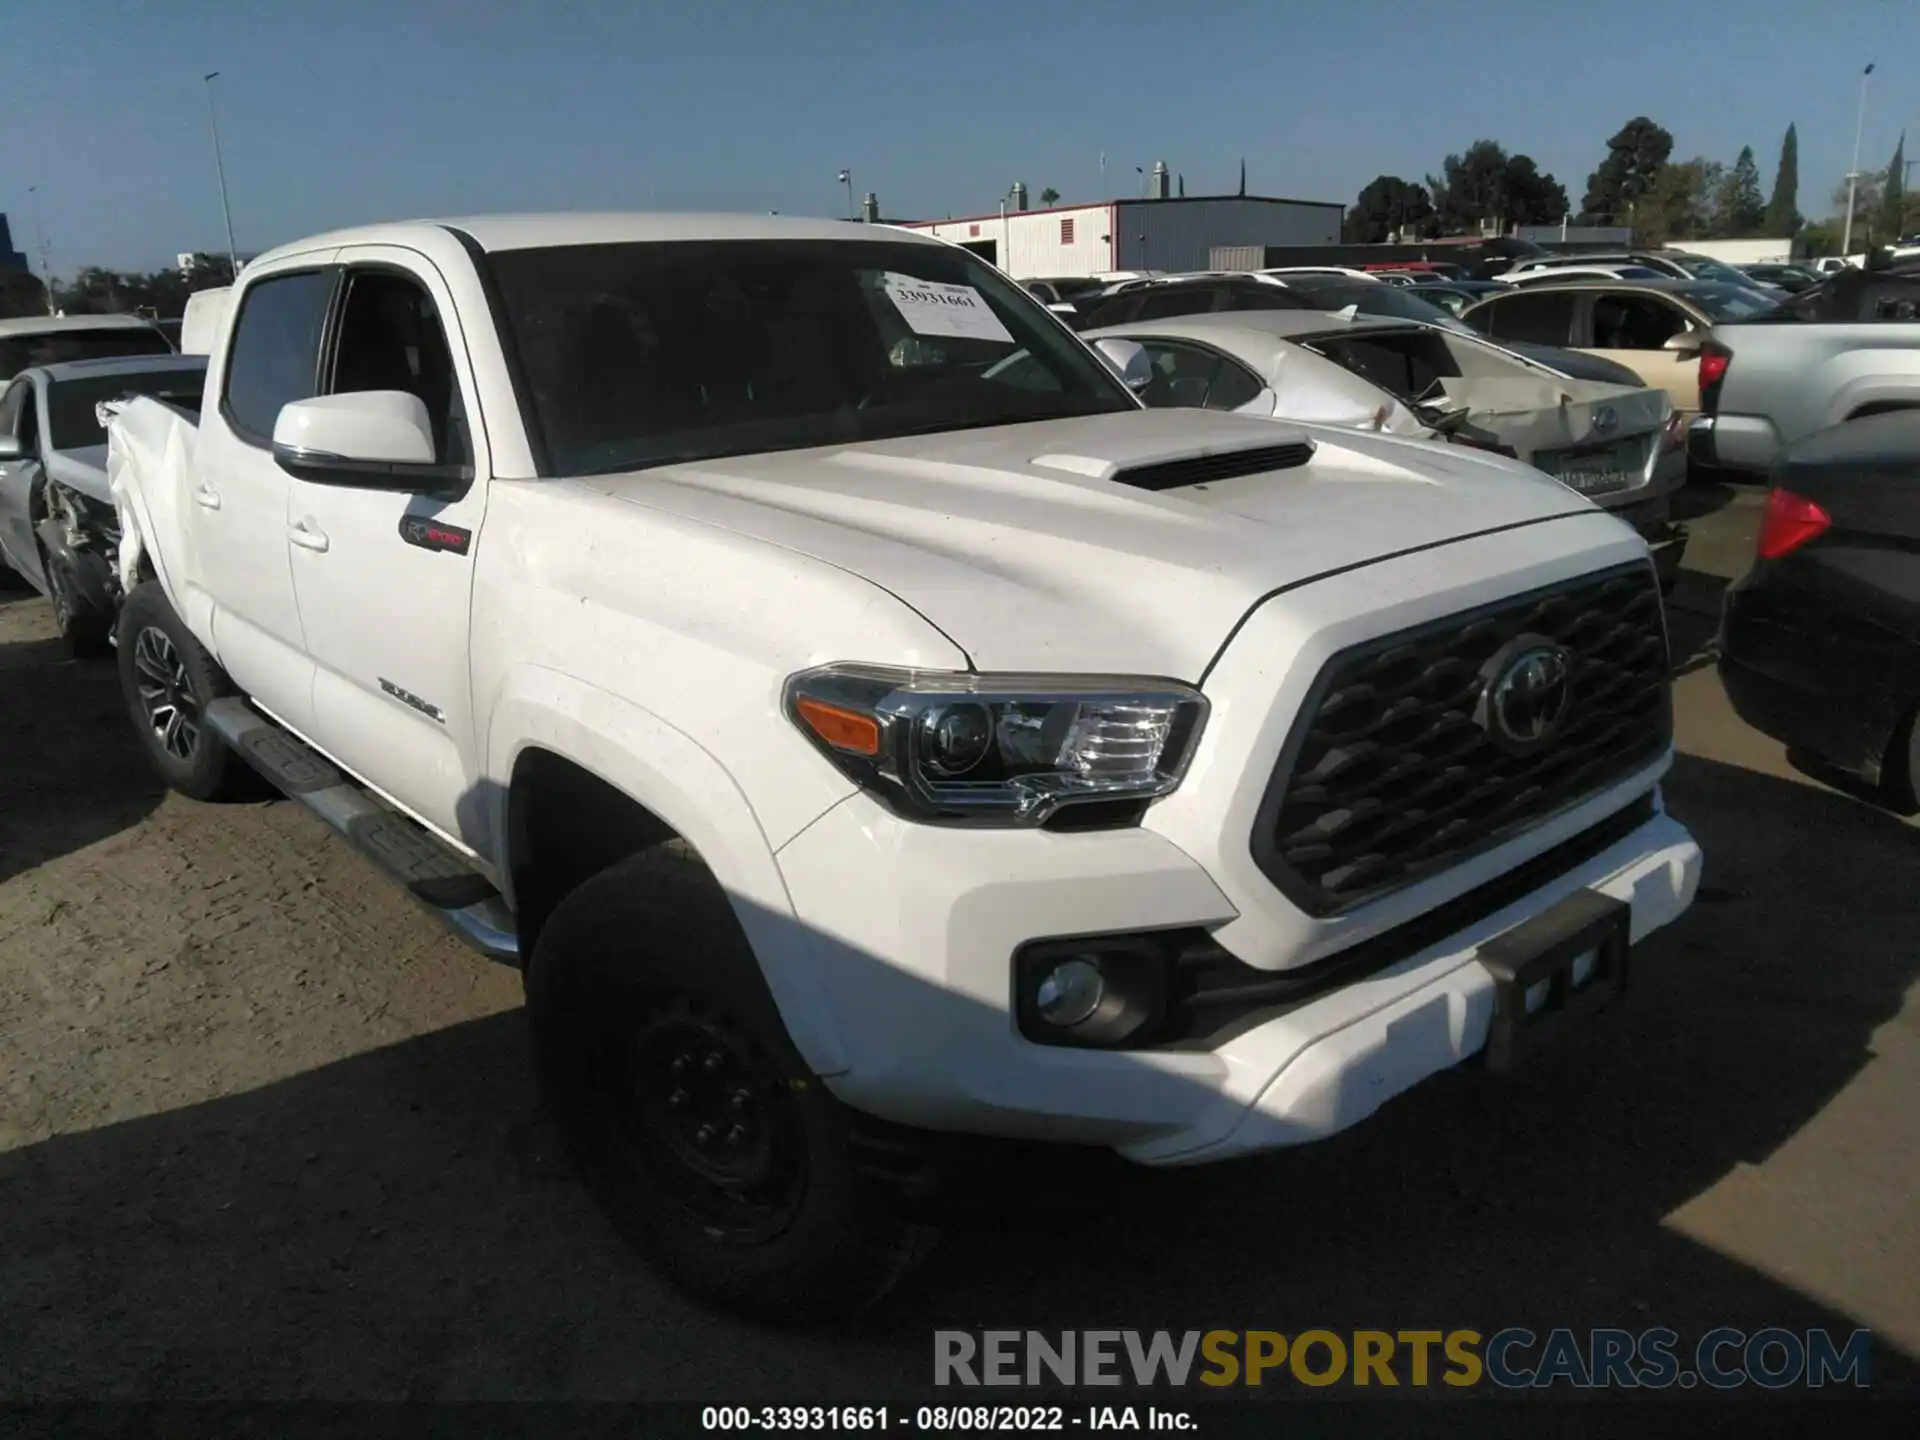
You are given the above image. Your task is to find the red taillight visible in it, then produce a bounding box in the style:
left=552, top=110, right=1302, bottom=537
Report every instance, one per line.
left=1756, top=487, right=1831, bottom=560
left=1698, top=346, right=1731, bottom=390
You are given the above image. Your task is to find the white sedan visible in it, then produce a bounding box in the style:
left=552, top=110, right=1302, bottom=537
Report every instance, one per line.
left=1082, top=308, right=1689, bottom=586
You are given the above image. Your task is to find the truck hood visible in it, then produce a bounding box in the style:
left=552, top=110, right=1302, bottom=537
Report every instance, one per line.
left=576, top=409, right=1593, bottom=678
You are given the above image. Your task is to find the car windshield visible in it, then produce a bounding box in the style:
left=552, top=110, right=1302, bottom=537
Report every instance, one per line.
left=1671, top=256, right=1751, bottom=286
left=0, top=325, right=172, bottom=381
left=1279, top=279, right=1476, bottom=334
left=46, top=363, right=208, bottom=450
left=486, top=239, right=1134, bottom=477
left=1675, top=284, right=1780, bottom=322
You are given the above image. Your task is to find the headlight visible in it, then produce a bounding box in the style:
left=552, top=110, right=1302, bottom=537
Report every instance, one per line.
left=784, top=663, right=1208, bottom=826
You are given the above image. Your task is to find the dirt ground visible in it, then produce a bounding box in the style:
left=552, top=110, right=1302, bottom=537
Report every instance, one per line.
left=1, top=489, right=1915, bottom=1402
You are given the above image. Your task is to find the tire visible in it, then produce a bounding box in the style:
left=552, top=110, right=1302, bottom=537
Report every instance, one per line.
left=41, top=543, right=113, bottom=659
left=525, top=841, right=934, bottom=1324
left=115, top=581, right=248, bottom=801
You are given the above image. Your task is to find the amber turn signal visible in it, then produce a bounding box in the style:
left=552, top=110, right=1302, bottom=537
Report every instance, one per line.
left=794, top=695, right=882, bottom=756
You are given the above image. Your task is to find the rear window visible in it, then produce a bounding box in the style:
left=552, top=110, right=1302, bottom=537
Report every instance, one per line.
left=46, top=363, right=208, bottom=450
left=1675, top=284, right=1782, bottom=323
left=0, top=325, right=172, bottom=380
left=1305, top=329, right=1462, bottom=409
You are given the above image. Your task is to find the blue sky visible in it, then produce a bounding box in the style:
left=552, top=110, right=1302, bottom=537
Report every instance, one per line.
left=3, top=0, right=1915, bottom=273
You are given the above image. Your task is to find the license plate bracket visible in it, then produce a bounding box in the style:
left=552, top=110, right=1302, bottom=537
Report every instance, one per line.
left=1478, top=888, right=1631, bottom=1074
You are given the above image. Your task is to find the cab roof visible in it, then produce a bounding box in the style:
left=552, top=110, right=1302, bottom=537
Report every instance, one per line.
left=249, top=212, right=945, bottom=267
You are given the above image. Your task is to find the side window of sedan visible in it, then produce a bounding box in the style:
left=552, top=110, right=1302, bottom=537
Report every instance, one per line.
left=1136, top=340, right=1264, bottom=410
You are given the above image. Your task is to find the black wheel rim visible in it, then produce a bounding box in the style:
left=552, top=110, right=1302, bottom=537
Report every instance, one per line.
left=131, top=625, right=200, bottom=761
left=615, top=1004, right=808, bottom=1243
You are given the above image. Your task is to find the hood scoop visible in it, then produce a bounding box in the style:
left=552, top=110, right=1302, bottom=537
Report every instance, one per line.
left=1108, top=440, right=1316, bottom=492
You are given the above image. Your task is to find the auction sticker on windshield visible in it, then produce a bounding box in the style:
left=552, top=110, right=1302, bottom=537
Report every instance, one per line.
left=882, top=273, right=1013, bottom=343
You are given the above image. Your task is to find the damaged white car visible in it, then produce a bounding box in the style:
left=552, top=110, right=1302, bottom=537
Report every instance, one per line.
left=1083, top=309, right=1689, bottom=587
left=0, top=354, right=207, bottom=653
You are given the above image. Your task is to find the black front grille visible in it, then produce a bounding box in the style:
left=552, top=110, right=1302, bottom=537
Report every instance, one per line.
left=1113, top=442, right=1313, bottom=492
left=1252, top=562, right=1671, bottom=916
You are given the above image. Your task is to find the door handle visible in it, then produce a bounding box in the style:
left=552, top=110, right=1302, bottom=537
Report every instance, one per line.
left=193, top=484, right=221, bottom=510
left=288, top=520, right=330, bottom=553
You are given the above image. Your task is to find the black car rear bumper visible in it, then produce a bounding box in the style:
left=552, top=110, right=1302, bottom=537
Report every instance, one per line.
left=1718, top=575, right=1908, bottom=784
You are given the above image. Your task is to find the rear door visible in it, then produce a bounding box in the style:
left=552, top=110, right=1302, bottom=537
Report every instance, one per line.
left=1463, top=289, right=1579, bottom=347
left=282, top=246, right=491, bottom=845
left=1580, top=290, right=1703, bottom=414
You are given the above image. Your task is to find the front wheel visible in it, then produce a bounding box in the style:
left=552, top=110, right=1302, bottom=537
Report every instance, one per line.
left=42, top=542, right=113, bottom=658
left=526, top=841, right=934, bottom=1324
left=115, top=582, right=247, bottom=801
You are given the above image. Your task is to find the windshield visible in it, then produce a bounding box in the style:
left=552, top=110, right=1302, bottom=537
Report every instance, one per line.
left=486, top=239, right=1134, bottom=477
left=1279, top=279, right=1476, bottom=334
left=1676, top=284, right=1780, bottom=322
left=0, top=325, right=172, bottom=380
left=46, top=362, right=208, bottom=450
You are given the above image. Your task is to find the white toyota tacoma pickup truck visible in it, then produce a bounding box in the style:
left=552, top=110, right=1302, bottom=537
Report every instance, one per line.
left=103, top=213, right=1700, bottom=1322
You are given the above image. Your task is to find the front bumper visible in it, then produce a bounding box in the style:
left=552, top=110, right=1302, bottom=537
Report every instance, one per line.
left=776, top=785, right=1698, bottom=1166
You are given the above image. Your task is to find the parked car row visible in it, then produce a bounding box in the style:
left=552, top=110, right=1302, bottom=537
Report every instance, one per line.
left=1, top=210, right=1704, bottom=1324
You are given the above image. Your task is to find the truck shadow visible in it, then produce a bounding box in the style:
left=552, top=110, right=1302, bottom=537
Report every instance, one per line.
left=0, top=631, right=166, bottom=887
left=0, top=752, right=1914, bottom=1399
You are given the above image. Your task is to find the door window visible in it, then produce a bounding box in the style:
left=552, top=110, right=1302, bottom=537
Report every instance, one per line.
left=1588, top=293, right=1689, bottom=349
left=1472, top=291, right=1578, bottom=345
left=325, top=269, right=469, bottom=465
left=1136, top=340, right=1266, bottom=410
left=222, top=270, right=336, bottom=442
left=0, top=381, right=26, bottom=443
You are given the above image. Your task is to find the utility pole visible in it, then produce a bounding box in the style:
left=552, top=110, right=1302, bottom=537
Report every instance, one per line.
left=1842, top=62, right=1874, bottom=257
left=837, top=168, right=853, bottom=220
left=25, top=185, right=54, bottom=315
left=204, top=71, right=240, bottom=277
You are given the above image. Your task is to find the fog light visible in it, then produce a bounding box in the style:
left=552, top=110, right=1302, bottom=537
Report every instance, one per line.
left=1034, top=957, right=1105, bottom=1027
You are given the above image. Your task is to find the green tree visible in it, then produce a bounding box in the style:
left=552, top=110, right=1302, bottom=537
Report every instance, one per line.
left=1503, top=155, right=1569, bottom=226
left=1877, top=135, right=1906, bottom=241
left=1344, top=175, right=1433, bottom=242
left=1580, top=116, right=1673, bottom=224
left=1712, top=146, right=1767, bottom=237
left=1764, top=123, right=1801, bottom=237
left=1039, top=187, right=1061, bottom=206
left=1639, top=158, right=1721, bottom=246
left=1831, top=174, right=1885, bottom=243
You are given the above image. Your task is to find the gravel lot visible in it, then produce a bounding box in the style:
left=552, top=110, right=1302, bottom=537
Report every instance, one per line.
left=2, top=486, right=1915, bottom=1401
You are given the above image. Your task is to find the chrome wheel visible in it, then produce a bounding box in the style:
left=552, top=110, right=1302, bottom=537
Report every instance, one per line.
left=131, top=625, right=200, bottom=760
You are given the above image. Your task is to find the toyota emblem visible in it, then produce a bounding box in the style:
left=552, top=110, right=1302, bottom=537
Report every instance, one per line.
left=1476, top=636, right=1574, bottom=752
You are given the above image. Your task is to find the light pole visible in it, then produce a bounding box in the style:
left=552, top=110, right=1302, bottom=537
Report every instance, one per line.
left=25, top=185, right=53, bottom=315
left=1842, top=62, right=1875, bottom=258
left=204, top=71, right=240, bottom=277
left=837, top=168, right=853, bottom=220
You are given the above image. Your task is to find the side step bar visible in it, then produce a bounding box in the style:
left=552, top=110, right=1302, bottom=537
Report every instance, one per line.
left=204, top=697, right=520, bottom=966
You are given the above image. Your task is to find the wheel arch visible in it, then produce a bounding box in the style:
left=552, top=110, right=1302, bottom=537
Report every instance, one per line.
left=487, top=675, right=851, bottom=1077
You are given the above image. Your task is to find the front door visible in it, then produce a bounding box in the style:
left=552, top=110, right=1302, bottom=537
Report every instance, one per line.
left=189, top=262, right=339, bottom=731
left=0, top=379, right=47, bottom=588
left=1579, top=292, right=1703, bottom=415
left=283, top=248, right=491, bottom=848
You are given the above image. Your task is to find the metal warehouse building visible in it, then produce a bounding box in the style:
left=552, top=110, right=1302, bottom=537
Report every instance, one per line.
left=898, top=186, right=1343, bottom=280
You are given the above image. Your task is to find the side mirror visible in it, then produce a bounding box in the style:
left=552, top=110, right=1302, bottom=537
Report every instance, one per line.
left=271, top=391, right=467, bottom=493
left=1663, top=332, right=1704, bottom=355
left=0, top=433, right=21, bottom=461
left=1093, top=337, right=1154, bottom=394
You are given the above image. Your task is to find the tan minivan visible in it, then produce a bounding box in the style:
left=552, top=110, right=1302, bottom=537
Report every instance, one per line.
left=1461, top=279, right=1780, bottom=419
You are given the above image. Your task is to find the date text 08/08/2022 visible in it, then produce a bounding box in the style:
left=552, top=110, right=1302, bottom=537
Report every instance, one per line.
left=701, top=1407, right=1191, bottom=1433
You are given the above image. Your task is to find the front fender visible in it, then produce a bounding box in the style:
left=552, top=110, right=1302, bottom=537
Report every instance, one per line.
left=485, top=665, right=851, bottom=1077
left=106, top=398, right=202, bottom=632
